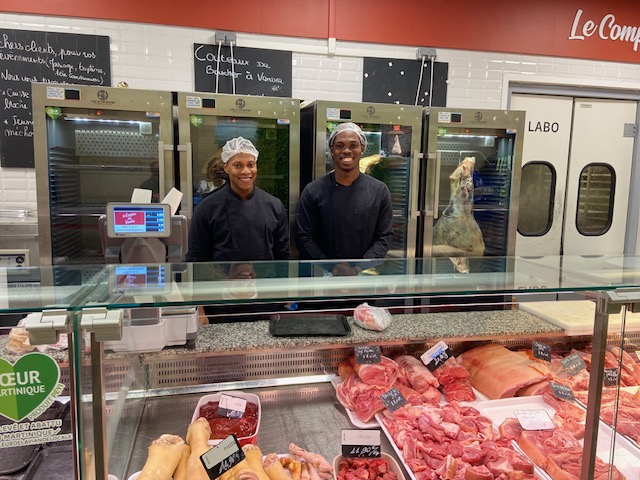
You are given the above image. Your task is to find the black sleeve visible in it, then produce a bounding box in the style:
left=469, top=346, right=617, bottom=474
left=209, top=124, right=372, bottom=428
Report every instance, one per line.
left=363, top=183, right=393, bottom=259
left=295, top=186, right=328, bottom=260
left=185, top=203, right=213, bottom=262
left=273, top=202, right=290, bottom=260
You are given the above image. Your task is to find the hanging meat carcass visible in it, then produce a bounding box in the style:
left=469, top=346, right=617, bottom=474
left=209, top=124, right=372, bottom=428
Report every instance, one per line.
left=433, top=156, right=485, bottom=273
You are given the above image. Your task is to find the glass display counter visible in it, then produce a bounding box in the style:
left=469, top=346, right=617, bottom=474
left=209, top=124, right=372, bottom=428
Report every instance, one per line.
left=1, top=255, right=640, bottom=480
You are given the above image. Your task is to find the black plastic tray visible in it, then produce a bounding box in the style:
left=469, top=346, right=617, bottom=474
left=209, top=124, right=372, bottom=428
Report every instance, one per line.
left=269, top=313, right=351, bottom=336
left=22, top=444, right=74, bottom=480
left=0, top=401, right=65, bottom=475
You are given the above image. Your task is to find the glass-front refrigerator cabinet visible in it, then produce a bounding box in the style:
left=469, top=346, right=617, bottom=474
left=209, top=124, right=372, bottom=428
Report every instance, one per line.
left=300, top=100, right=424, bottom=262
left=32, top=84, right=174, bottom=270
left=176, top=93, right=300, bottom=246
left=421, top=107, right=526, bottom=274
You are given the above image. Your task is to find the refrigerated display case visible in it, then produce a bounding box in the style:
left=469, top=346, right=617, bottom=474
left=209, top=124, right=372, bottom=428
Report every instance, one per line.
left=32, top=84, right=174, bottom=272
left=176, top=93, right=300, bottom=244
left=300, top=100, right=423, bottom=261
left=420, top=108, right=526, bottom=274
left=4, top=255, right=640, bottom=480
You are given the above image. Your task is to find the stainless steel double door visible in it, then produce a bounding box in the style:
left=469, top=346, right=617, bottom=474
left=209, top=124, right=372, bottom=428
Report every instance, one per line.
left=512, top=94, right=637, bottom=256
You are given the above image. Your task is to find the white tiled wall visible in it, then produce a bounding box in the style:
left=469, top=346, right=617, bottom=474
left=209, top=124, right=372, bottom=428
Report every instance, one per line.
left=2, top=12, right=640, bottom=214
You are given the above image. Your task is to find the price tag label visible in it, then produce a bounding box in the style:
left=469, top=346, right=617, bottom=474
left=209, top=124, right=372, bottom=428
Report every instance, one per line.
left=550, top=382, right=575, bottom=401
left=635, top=351, right=640, bottom=362
left=560, top=352, right=587, bottom=376
left=420, top=341, right=453, bottom=372
left=515, top=409, right=555, bottom=431
left=355, top=346, right=381, bottom=365
left=217, top=394, right=247, bottom=419
left=604, top=368, right=619, bottom=387
left=532, top=341, right=552, bottom=362
left=341, top=429, right=381, bottom=458
left=200, top=434, right=245, bottom=479
left=380, top=387, right=407, bottom=413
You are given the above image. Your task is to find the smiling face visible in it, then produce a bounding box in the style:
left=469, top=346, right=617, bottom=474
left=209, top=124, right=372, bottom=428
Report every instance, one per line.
left=330, top=130, right=364, bottom=174
left=223, top=152, right=257, bottom=198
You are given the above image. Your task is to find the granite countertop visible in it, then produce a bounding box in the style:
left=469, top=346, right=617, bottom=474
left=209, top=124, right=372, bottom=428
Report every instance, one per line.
left=0, top=309, right=565, bottom=362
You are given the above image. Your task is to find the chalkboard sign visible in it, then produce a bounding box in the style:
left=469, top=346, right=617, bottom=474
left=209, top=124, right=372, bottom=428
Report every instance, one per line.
left=363, top=57, right=448, bottom=107
left=0, top=29, right=111, bottom=168
left=194, top=44, right=292, bottom=98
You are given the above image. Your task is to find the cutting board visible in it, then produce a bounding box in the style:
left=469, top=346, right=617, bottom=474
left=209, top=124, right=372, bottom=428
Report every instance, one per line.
left=520, top=300, right=640, bottom=336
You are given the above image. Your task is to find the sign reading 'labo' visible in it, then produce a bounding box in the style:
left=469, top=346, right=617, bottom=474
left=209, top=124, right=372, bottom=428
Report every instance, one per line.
left=569, top=8, right=640, bottom=52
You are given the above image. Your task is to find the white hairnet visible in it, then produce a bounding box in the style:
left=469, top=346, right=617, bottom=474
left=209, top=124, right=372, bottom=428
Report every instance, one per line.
left=328, top=122, right=367, bottom=149
left=221, top=136, right=259, bottom=164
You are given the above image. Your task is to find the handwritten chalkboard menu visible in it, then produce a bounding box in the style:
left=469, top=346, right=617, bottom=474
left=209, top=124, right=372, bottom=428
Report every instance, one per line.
left=0, top=29, right=111, bottom=168
left=194, top=44, right=292, bottom=98
left=362, top=57, right=448, bottom=107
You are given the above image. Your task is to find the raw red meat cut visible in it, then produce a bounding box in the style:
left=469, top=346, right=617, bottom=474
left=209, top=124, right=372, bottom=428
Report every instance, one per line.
left=349, top=355, right=400, bottom=388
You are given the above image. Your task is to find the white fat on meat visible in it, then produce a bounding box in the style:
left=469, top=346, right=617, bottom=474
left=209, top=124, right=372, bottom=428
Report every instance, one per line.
left=459, top=344, right=551, bottom=399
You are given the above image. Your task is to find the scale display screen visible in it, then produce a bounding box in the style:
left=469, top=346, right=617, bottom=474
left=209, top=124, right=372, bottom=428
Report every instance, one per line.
left=112, top=264, right=167, bottom=293
left=106, top=203, right=171, bottom=238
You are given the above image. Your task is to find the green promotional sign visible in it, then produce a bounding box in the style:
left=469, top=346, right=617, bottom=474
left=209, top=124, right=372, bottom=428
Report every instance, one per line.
left=190, top=114, right=204, bottom=127
left=0, top=353, right=64, bottom=422
left=45, top=106, right=62, bottom=120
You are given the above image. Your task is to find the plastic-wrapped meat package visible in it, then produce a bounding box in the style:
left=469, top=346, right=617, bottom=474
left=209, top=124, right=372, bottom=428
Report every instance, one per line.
left=353, top=302, right=393, bottom=332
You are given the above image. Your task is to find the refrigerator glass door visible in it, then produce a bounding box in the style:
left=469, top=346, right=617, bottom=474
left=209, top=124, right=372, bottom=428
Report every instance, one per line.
left=324, top=121, right=415, bottom=258
left=189, top=116, right=291, bottom=214
left=45, top=108, right=163, bottom=265
left=433, top=126, right=516, bottom=271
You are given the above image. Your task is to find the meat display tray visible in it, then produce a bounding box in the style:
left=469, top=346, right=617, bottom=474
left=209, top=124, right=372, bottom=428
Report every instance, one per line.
left=376, top=404, right=551, bottom=480
left=330, top=376, right=489, bottom=430
left=269, top=314, right=351, bottom=336
left=476, top=396, right=640, bottom=480
left=22, top=444, right=74, bottom=480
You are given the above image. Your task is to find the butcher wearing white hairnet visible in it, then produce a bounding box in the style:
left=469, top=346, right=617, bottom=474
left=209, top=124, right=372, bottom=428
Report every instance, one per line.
left=296, top=122, right=392, bottom=273
left=186, top=136, right=289, bottom=264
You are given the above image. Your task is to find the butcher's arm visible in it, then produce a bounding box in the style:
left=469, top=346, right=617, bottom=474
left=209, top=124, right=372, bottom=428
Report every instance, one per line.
left=185, top=206, right=213, bottom=262
left=295, top=189, right=327, bottom=260
left=363, top=185, right=393, bottom=259
left=273, top=203, right=291, bottom=260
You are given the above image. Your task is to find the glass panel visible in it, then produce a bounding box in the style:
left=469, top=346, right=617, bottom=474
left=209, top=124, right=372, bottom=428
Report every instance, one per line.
left=324, top=122, right=414, bottom=258
left=433, top=127, right=516, bottom=273
left=576, top=163, right=615, bottom=236
left=46, top=108, right=163, bottom=265
left=190, top=116, right=291, bottom=213
left=518, top=162, right=556, bottom=236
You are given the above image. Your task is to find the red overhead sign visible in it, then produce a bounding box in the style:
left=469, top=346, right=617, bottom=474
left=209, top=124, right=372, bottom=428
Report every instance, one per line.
left=2, top=0, right=640, bottom=63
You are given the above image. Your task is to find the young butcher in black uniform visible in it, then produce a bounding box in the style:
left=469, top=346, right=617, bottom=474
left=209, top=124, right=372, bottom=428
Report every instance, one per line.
left=186, top=136, right=289, bottom=263
left=296, top=122, right=393, bottom=274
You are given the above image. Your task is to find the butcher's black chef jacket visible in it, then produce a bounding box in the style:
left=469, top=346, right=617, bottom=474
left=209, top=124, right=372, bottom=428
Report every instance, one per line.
left=296, top=172, right=393, bottom=261
left=186, top=184, right=289, bottom=262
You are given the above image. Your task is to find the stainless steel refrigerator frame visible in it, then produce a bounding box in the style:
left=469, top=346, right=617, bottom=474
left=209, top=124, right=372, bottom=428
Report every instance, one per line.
left=421, top=107, right=526, bottom=261
left=32, top=83, right=175, bottom=267
left=300, top=100, right=424, bottom=259
left=176, top=92, right=300, bottom=244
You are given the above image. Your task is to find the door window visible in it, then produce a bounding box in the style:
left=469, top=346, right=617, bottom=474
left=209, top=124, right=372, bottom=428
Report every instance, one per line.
left=518, top=162, right=556, bottom=236
left=575, top=163, right=615, bottom=236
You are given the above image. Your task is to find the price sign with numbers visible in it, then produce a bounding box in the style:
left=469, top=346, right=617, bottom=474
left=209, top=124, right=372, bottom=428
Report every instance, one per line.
left=217, top=394, right=247, bottom=419
left=604, top=368, right=619, bottom=387
left=355, top=346, right=381, bottom=365
left=550, top=382, right=575, bottom=401
left=341, top=429, right=381, bottom=458
left=421, top=341, right=453, bottom=372
left=532, top=341, right=551, bottom=362
left=380, top=387, right=407, bottom=412
left=560, top=352, right=587, bottom=376
left=201, top=435, right=245, bottom=479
